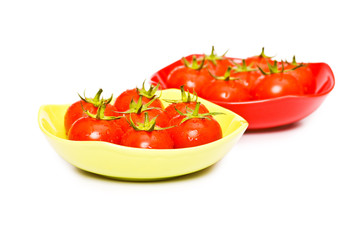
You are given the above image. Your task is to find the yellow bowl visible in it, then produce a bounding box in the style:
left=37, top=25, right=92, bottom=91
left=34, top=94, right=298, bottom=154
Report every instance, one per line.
left=38, top=89, right=248, bottom=181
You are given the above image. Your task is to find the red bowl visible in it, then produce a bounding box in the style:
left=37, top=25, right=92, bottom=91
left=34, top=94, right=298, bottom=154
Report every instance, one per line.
left=150, top=54, right=335, bottom=129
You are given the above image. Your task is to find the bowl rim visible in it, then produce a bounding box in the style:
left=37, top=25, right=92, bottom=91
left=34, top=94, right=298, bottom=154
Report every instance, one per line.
left=150, top=54, right=335, bottom=105
left=38, top=90, right=249, bottom=153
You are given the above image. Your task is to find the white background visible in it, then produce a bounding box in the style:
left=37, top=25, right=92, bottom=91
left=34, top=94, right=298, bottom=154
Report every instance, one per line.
left=1, top=0, right=360, bottom=239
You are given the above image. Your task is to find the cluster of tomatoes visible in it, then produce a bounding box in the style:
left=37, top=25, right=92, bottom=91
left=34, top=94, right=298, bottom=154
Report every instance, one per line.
left=166, top=47, right=315, bottom=102
left=64, top=84, right=223, bottom=149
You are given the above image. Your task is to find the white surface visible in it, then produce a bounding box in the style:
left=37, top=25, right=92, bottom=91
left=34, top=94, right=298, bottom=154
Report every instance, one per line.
left=1, top=1, right=360, bottom=239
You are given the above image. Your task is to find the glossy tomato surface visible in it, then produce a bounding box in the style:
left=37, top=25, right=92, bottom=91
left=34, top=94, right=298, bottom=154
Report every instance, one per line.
left=150, top=55, right=335, bottom=129
left=68, top=117, right=124, bottom=145
left=121, top=128, right=174, bottom=149
left=169, top=116, right=222, bottom=148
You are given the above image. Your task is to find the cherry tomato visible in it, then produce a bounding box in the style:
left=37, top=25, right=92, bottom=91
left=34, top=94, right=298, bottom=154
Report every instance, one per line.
left=205, top=46, right=234, bottom=76
left=116, top=97, right=169, bottom=132
left=251, top=73, right=304, bottom=100
left=120, top=112, right=174, bottom=149
left=68, top=101, right=124, bottom=145
left=121, top=128, right=174, bottom=149
left=169, top=116, right=222, bottom=148
left=168, top=103, right=222, bottom=148
left=68, top=117, right=124, bottom=144
left=167, top=56, right=212, bottom=94
left=231, top=59, right=261, bottom=91
left=114, top=82, right=163, bottom=111
left=164, top=85, right=209, bottom=120
left=245, top=47, right=274, bottom=70
left=200, top=67, right=252, bottom=102
left=282, top=57, right=315, bottom=94
left=165, top=101, right=209, bottom=120
left=64, top=89, right=117, bottom=135
left=126, top=109, right=170, bottom=129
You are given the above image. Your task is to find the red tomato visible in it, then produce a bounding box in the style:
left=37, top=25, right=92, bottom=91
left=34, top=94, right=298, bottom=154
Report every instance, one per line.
left=68, top=117, right=124, bottom=145
left=168, top=102, right=222, bottom=148
left=202, top=80, right=252, bottom=102
left=117, top=97, right=169, bottom=132
left=64, top=89, right=117, bottom=135
left=281, top=57, right=315, bottom=94
left=285, top=65, right=314, bottom=93
left=167, top=56, right=212, bottom=94
left=200, top=67, right=252, bottom=102
left=251, top=73, right=304, bottom=100
left=231, top=59, right=261, bottom=91
left=205, top=46, right=233, bottom=75
left=245, top=47, right=274, bottom=70
left=114, top=83, right=163, bottom=111
left=120, top=112, right=174, bottom=149
left=126, top=109, right=170, bottom=129
left=165, top=101, right=209, bottom=120
left=121, top=128, right=174, bottom=149
left=169, top=115, right=222, bottom=148
left=163, top=85, right=209, bottom=120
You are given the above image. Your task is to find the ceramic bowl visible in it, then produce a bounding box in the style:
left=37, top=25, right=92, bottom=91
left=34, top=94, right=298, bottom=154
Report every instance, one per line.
left=38, top=89, right=248, bottom=181
left=150, top=54, right=335, bottom=129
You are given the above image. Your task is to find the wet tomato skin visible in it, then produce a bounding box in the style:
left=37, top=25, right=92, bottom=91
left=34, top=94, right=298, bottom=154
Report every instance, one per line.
left=68, top=117, right=124, bottom=145
left=64, top=101, right=119, bottom=135
left=168, top=116, right=222, bottom=148
left=121, top=128, right=174, bottom=149
left=251, top=73, right=304, bottom=100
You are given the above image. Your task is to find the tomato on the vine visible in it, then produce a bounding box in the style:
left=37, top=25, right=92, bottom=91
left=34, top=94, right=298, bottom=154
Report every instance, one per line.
left=167, top=56, right=212, bottom=95
left=114, top=82, right=163, bottom=111
left=168, top=102, right=222, bottom=148
left=64, top=89, right=118, bottom=135
left=68, top=100, right=124, bottom=144
left=121, top=112, right=174, bottom=149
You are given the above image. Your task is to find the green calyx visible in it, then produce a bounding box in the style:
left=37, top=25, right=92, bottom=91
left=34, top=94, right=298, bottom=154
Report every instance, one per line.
left=118, top=96, right=161, bottom=115
left=78, top=88, right=113, bottom=107
left=175, top=102, right=224, bottom=124
left=205, top=46, right=228, bottom=65
left=232, top=59, right=258, bottom=73
left=288, top=55, right=308, bottom=70
left=182, top=55, right=206, bottom=71
left=163, top=85, right=198, bottom=104
left=258, top=47, right=273, bottom=59
left=127, top=112, right=170, bottom=132
left=208, top=66, right=239, bottom=81
left=258, top=60, right=306, bottom=76
left=137, top=81, right=160, bottom=99
left=82, top=99, right=122, bottom=121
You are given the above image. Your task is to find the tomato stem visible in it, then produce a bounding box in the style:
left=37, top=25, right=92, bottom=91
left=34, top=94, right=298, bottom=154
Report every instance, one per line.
left=175, top=102, right=224, bottom=124
left=182, top=56, right=206, bottom=71
left=78, top=88, right=112, bottom=107
left=208, top=66, right=239, bottom=81
left=137, top=80, right=160, bottom=99
left=82, top=99, right=122, bottom=121
left=205, top=46, right=228, bottom=65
